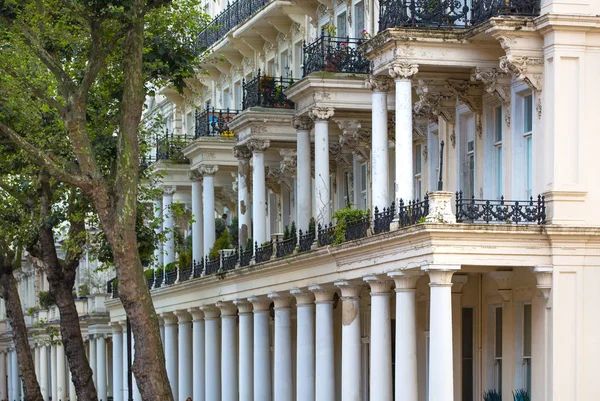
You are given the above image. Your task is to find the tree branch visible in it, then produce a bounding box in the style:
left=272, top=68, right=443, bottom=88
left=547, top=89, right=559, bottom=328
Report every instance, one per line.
left=1, top=67, right=67, bottom=116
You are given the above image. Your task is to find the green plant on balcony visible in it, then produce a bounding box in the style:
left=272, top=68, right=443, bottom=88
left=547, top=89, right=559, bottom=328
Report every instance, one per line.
left=513, top=390, right=530, bottom=401
left=483, top=389, right=502, bottom=401
left=144, top=269, right=155, bottom=280
left=332, top=205, right=369, bottom=245
left=209, top=229, right=231, bottom=260
left=78, top=284, right=90, bottom=297
left=39, top=291, right=55, bottom=309
left=323, top=23, right=336, bottom=36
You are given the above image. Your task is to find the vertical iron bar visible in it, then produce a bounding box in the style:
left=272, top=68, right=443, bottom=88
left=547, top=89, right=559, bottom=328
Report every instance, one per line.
left=437, top=140, right=445, bottom=191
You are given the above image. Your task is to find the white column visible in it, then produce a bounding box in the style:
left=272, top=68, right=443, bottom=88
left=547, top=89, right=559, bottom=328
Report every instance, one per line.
left=175, top=311, right=192, bottom=401
left=163, top=313, right=179, bottom=401
left=121, top=321, right=129, bottom=401
left=0, top=351, right=6, bottom=401
left=233, top=146, right=252, bottom=248
left=202, top=306, right=221, bottom=401
left=96, top=335, right=107, bottom=401
left=309, top=285, right=335, bottom=401
left=234, top=301, right=253, bottom=401
left=293, top=117, right=314, bottom=233
left=57, top=342, right=66, bottom=401
left=247, top=140, right=270, bottom=246
left=189, top=308, right=205, bottom=401
left=309, top=108, right=334, bottom=225
left=217, top=302, right=238, bottom=401
left=291, top=289, right=315, bottom=401
left=424, top=265, right=460, bottom=401
left=40, top=345, right=48, bottom=401
left=364, top=276, right=393, bottom=401
left=366, top=75, right=391, bottom=212
left=11, top=349, right=19, bottom=401
left=7, top=350, right=12, bottom=401
left=132, top=335, right=141, bottom=401
left=334, top=282, right=362, bottom=401
left=34, top=346, right=40, bottom=383
left=159, top=318, right=165, bottom=352
left=388, top=271, right=421, bottom=401
left=190, top=173, right=204, bottom=264
left=389, top=63, right=419, bottom=202
left=112, top=324, right=124, bottom=401
left=200, top=165, right=218, bottom=257
left=51, top=344, right=57, bottom=401
left=153, top=199, right=164, bottom=267
left=162, top=186, right=176, bottom=266
left=249, top=297, right=271, bottom=401
left=269, top=293, right=293, bottom=401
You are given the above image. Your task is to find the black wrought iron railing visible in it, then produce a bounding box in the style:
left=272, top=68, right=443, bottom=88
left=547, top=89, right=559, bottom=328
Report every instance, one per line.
left=155, top=130, right=193, bottom=163
left=222, top=250, right=238, bottom=272
left=275, top=236, right=297, bottom=258
left=455, top=192, right=546, bottom=224
left=192, top=259, right=204, bottom=278
left=379, top=0, right=540, bottom=30
left=146, top=275, right=155, bottom=290
left=373, top=202, right=396, bottom=234
left=205, top=256, right=221, bottom=275
left=239, top=246, right=253, bottom=267
left=195, top=106, right=240, bottom=138
left=178, top=265, right=192, bottom=283
left=154, top=272, right=164, bottom=288
left=398, top=195, right=430, bottom=227
left=242, top=71, right=295, bottom=110
left=298, top=229, right=316, bottom=252
left=303, top=31, right=371, bottom=77
left=196, top=0, right=272, bottom=52
left=317, top=222, right=336, bottom=247
left=345, top=216, right=370, bottom=241
left=255, top=241, right=274, bottom=264
left=165, top=268, right=177, bottom=286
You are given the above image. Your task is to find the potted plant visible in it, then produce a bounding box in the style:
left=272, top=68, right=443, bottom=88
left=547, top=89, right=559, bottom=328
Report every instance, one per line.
left=483, top=389, right=501, bottom=401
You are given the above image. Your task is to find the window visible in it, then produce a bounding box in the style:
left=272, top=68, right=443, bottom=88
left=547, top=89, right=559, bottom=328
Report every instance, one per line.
left=280, top=51, right=289, bottom=77
left=494, top=106, right=503, bottom=198
left=462, top=308, right=474, bottom=401
left=360, top=162, right=368, bottom=210
left=294, top=42, right=302, bottom=78
left=223, top=88, right=231, bottom=109
left=415, top=143, right=423, bottom=199
left=354, top=1, right=365, bottom=37
left=523, top=303, right=532, bottom=397
left=523, top=94, right=533, bottom=198
left=460, top=114, right=476, bottom=199
left=428, top=128, right=440, bottom=192
left=494, top=306, right=503, bottom=392
left=337, top=12, right=347, bottom=38
left=267, top=59, right=275, bottom=77
left=186, top=112, right=194, bottom=137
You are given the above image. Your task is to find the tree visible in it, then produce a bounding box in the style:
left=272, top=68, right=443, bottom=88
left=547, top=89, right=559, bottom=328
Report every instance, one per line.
left=0, top=1, right=207, bottom=400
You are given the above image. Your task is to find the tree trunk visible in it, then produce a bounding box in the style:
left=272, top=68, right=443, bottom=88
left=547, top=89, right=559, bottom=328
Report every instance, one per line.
left=0, top=265, right=43, bottom=401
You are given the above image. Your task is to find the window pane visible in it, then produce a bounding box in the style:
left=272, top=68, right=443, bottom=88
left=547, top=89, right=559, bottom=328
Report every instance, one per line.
left=524, top=95, right=533, bottom=133
left=337, top=12, right=347, bottom=38
left=360, top=163, right=367, bottom=190
left=223, top=89, right=231, bottom=109
left=495, top=106, right=503, bottom=143
left=495, top=307, right=503, bottom=357
left=523, top=304, right=532, bottom=357
left=415, top=144, right=422, bottom=174
left=354, top=2, right=365, bottom=37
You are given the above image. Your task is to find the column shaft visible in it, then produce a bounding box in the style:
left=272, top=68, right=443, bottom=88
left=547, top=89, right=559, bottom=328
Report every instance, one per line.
left=12, top=350, right=20, bottom=401
left=395, top=78, right=414, bottom=202
left=51, top=344, right=57, bottom=401
left=340, top=295, right=361, bottom=401
left=296, top=129, right=312, bottom=232
left=191, top=179, right=204, bottom=264
left=153, top=199, right=164, bottom=267
left=371, top=89, right=389, bottom=211
left=97, top=336, right=107, bottom=401
left=237, top=155, right=251, bottom=248
left=191, top=313, right=205, bottom=401
left=221, top=312, right=238, bottom=401
left=369, top=291, right=392, bottom=401
left=163, top=188, right=176, bottom=266
left=315, top=301, right=334, bottom=401
left=69, top=367, right=76, bottom=401
left=112, top=328, right=123, bottom=401
left=296, top=303, right=315, bottom=401
left=395, top=289, right=418, bottom=401
left=238, top=309, right=253, bottom=401
left=122, top=325, right=129, bottom=401
left=252, top=151, right=267, bottom=245
left=253, top=310, right=271, bottom=401
left=57, top=343, right=66, bottom=401
left=40, top=346, right=48, bottom=401
left=34, top=347, right=40, bottom=383
left=273, top=305, right=292, bottom=401
left=89, top=337, right=97, bottom=386
left=0, top=352, right=6, bottom=401
left=204, top=312, right=221, bottom=401
left=164, top=318, right=179, bottom=401
left=178, top=315, right=192, bottom=401
left=203, top=175, right=216, bottom=257
left=314, top=120, right=330, bottom=224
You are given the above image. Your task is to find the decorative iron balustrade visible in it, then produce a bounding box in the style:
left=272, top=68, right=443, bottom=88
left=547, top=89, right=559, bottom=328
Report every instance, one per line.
left=222, top=250, right=238, bottom=272
left=155, top=130, right=193, bottom=163
left=242, top=71, right=295, bottom=110
left=239, top=246, right=253, bottom=267
left=298, top=229, right=316, bottom=252
left=165, top=269, right=178, bottom=286
left=146, top=276, right=155, bottom=290
left=373, top=202, right=396, bottom=234
left=154, top=273, right=164, bottom=288
left=398, top=195, right=430, bottom=227
left=192, top=259, right=204, bottom=278
left=205, top=256, right=221, bottom=275
left=255, top=241, right=274, bottom=264
left=318, top=222, right=336, bottom=247
left=195, top=106, right=240, bottom=138
left=455, top=192, right=546, bottom=224
left=276, top=236, right=297, bottom=258
left=196, top=0, right=272, bottom=51
left=345, top=216, right=370, bottom=241
left=379, top=0, right=540, bottom=30
left=303, top=31, right=371, bottom=77
left=178, top=266, right=192, bottom=282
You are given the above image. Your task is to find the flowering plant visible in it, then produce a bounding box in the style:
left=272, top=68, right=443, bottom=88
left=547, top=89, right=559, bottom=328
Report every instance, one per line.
left=360, top=29, right=370, bottom=40
left=339, top=41, right=348, bottom=49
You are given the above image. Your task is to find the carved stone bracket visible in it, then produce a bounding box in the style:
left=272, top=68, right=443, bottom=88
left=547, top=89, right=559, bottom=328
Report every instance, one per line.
left=163, top=185, right=177, bottom=195
left=336, top=119, right=370, bottom=160
left=445, top=79, right=482, bottom=114
left=199, top=164, right=218, bottom=177
left=247, top=138, right=271, bottom=153
left=232, top=144, right=252, bottom=160
left=365, top=75, right=392, bottom=92
left=309, top=107, right=335, bottom=121
left=279, top=149, right=297, bottom=178
left=499, top=56, right=543, bottom=91
left=470, top=67, right=511, bottom=103
left=414, top=79, right=456, bottom=125
left=533, top=266, right=553, bottom=302
left=292, top=115, right=314, bottom=131
left=388, top=62, right=419, bottom=80
left=413, top=118, right=428, bottom=138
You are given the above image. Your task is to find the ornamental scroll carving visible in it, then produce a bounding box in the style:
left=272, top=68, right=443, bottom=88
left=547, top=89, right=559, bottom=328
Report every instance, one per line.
left=365, top=75, right=392, bottom=92
left=199, top=165, right=218, bottom=176
left=189, top=170, right=203, bottom=182
left=232, top=145, right=252, bottom=160
left=292, top=116, right=314, bottom=131
left=162, top=185, right=177, bottom=195
left=246, top=138, right=270, bottom=153
left=388, top=62, right=419, bottom=80
left=309, top=107, right=335, bottom=121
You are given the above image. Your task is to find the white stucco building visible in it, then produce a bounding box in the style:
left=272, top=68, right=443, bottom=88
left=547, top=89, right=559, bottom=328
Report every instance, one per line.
left=5, top=0, right=600, bottom=400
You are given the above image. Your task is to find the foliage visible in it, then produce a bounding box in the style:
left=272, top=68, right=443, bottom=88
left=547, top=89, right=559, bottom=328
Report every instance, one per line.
left=283, top=221, right=297, bottom=241
left=323, top=23, right=337, bottom=36
left=418, top=216, right=427, bottom=224
left=39, top=291, right=55, bottom=309
left=228, top=216, right=239, bottom=249
left=209, top=229, right=231, bottom=260
left=78, top=284, right=90, bottom=298
left=483, top=389, right=502, bottom=401
left=178, top=249, right=192, bottom=271
left=215, top=217, right=227, bottom=239
left=308, top=217, right=316, bottom=236
left=513, top=390, right=530, bottom=401
left=144, top=270, right=155, bottom=280
left=25, top=307, right=39, bottom=317
left=332, top=206, right=369, bottom=245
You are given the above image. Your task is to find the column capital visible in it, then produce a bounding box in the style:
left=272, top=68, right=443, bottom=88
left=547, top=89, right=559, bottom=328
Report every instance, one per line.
left=248, top=296, right=272, bottom=312
left=334, top=281, right=363, bottom=299
left=308, top=285, right=336, bottom=303
left=174, top=310, right=192, bottom=323
left=233, top=299, right=253, bottom=314
left=162, top=185, right=177, bottom=195
left=200, top=305, right=221, bottom=319
left=451, top=274, right=469, bottom=294
left=110, top=322, right=123, bottom=333
left=290, top=288, right=315, bottom=305
left=216, top=301, right=238, bottom=317
left=188, top=307, right=204, bottom=321
left=422, top=264, right=461, bottom=287
left=233, top=144, right=252, bottom=160
left=388, top=271, right=422, bottom=291
left=364, top=275, right=393, bottom=295
left=268, top=292, right=293, bottom=309
left=292, top=115, right=314, bottom=131
left=189, top=169, right=204, bottom=182
left=247, top=138, right=270, bottom=153
left=389, top=61, right=419, bottom=80
left=199, top=164, right=219, bottom=177
left=309, top=107, right=335, bottom=122
left=161, top=312, right=177, bottom=325
left=365, top=74, right=392, bottom=92
left=533, top=265, right=553, bottom=301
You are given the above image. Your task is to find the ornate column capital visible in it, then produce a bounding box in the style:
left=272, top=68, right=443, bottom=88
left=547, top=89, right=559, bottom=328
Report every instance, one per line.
left=246, top=138, right=270, bottom=153
left=364, top=275, right=393, bottom=295
left=200, top=305, right=221, bottom=319
left=268, top=292, right=293, bottom=309
left=445, top=79, right=482, bottom=113
left=248, top=296, right=272, bottom=312
left=309, top=107, right=335, bottom=121
left=233, top=299, right=253, bottom=314
left=189, top=169, right=203, bottom=182
left=290, top=288, right=315, bottom=305
left=188, top=307, right=204, bottom=321
left=365, top=74, right=392, bottom=92
left=279, top=149, right=297, bottom=178
left=198, top=164, right=219, bottom=176
left=334, top=281, right=363, bottom=299
left=533, top=266, right=553, bottom=301
left=422, top=264, right=461, bottom=287
left=308, top=285, right=336, bottom=303
left=162, top=185, right=177, bottom=195
left=233, top=145, right=252, bottom=160
left=216, top=301, right=238, bottom=317
left=173, top=309, right=192, bottom=323
left=389, top=62, right=419, bottom=80
left=292, top=115, right=314, bottom=131
left=388, top=271, right=422, bottom=291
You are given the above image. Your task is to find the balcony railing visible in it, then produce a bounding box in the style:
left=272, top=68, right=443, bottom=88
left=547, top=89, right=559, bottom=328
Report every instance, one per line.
left=303, top=31, right=371, bottom=77
left=242, top=71, right=295, bottom=110
left=275, top=235, right=297, bottom=258
left=195, top=106, right=240, bottom=138
left=455, top=192, right=546, bottom=224
left=298, top=229, right=316, bottom=252
left=379, top=0, right=540, bottom=30
left=154, top=130, right=193, bottom=163
left=255, top=240, right=274, bottom=264
left=196, top=0, right=272, bottom=51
